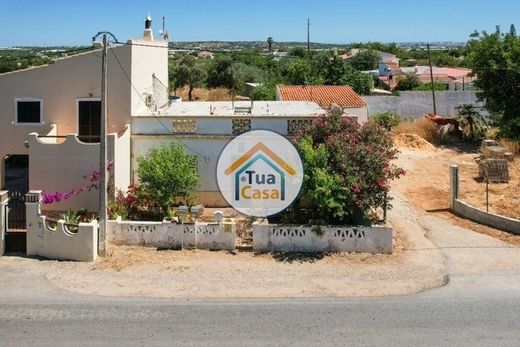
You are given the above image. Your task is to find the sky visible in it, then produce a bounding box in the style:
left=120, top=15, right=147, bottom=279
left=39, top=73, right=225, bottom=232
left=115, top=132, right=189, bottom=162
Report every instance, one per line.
left=1, top=0, right=519, bottom=46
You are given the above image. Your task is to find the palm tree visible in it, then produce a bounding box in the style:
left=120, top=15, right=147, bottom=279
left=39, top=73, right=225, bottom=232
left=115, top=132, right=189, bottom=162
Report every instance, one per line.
left=267, top=37, right=274, bottom=54
left=456, top=104, right=488, bottom=141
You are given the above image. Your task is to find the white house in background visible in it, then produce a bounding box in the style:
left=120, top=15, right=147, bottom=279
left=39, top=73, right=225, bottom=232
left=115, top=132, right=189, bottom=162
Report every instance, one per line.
left=276, top=85, right=368, bottom=123
left=0, top=16, right=168, bottom=210
left=131, top=101, right=326, bottom=207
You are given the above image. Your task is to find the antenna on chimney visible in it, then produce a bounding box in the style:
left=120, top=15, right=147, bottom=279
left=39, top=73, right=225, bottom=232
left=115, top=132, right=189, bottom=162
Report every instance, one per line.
left=159, top=16, right=170, bottom=41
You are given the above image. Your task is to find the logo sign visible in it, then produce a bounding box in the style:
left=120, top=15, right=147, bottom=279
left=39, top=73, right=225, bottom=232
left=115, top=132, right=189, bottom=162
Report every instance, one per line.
left=217, top=130, right=303, bottom=217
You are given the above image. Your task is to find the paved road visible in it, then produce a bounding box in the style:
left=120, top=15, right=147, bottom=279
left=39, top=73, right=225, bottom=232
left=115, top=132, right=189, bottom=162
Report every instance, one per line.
left=1, top=271, right=520, bottom=346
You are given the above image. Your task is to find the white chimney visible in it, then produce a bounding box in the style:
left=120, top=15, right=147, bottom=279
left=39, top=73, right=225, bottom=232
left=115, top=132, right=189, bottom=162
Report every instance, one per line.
left=143, top=13, right=154, bottom=41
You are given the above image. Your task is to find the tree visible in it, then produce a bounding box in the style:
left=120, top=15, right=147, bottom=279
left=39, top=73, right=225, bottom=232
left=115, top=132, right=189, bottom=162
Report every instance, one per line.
left=348, top=49, right=380, bottom=71
left=285, top=60, right=312, bottom=84
left=466, top=27, right=520, bottom=139
left=456, top=104, right=489, bottom=141
left=230, top=62, right=266, bottom=93
left=396, top=73, right=420, bottom=91
left=267, top=37, right=274, bottom=54
left=137, top=143, right=199, bottom=216
left=289, top=46, right=307, bottom=58
left=344, top=66, right=373, bottom=95
left=207, top=55, right=235, bottom=90
left=324, top=57, right=347, bottom=85
left=289, top=109, right=405, bottom=225
left=251, top=82, right=277, bottom=100
left=322, top=57, right=373, bottom=94
left=171, top=55, right=207, bottom=101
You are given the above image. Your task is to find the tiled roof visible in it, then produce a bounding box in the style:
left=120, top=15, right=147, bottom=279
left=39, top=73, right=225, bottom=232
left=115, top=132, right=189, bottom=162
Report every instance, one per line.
left=277, top=85, right=367, bottom=108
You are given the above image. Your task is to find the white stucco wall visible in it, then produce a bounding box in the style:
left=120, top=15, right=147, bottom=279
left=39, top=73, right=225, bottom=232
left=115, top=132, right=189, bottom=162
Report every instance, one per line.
left=344, top=106, right=368, bottom=123
left=108, top=125, right=131, bottom=193
left=0, top=46, right=132, bottom=159
left=26, top=192, right=98, bottom=262
left=132, top=135, right=230, bottom=194
left=129, top=40, right=169, bottom=116
left=28, top=127, right=131, bottom=212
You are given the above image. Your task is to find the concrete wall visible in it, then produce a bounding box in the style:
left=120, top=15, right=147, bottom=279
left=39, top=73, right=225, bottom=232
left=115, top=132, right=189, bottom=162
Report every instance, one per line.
left=129, top=40, right=169, bottom=116
left=25, top=191, right=98, bottom=262
left=365, top=91, right=486, bottom=118
left=253, top=222, right=393, bottom=254
left=132, top=135, right=230, bottom=206
left=344, top=106, right=368, bottom=123
left=107, top=217, right=236, bottom=250
left=450, top=165, right=520, bottom=235
left=108, top=125, right=131, bottom=194
left=28, top=126, right=131, bottom=212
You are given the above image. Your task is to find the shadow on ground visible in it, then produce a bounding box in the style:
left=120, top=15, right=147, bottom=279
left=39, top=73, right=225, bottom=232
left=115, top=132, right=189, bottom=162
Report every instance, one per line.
left=268, top=252, right=328, bottom=263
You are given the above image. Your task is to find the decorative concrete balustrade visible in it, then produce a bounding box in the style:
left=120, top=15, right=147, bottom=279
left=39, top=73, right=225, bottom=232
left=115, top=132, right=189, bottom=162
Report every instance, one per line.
left=107, top=217, right=236, bottom=251
left=253, top=221, right=393, bottom=254
left=25, top=191, right=98, bottom=262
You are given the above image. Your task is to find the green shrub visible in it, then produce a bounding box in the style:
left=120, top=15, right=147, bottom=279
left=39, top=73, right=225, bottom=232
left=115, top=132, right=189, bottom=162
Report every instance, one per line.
left=287, top=109, right=405, bottom=225
left=396, top=73, right=420, bottom=91
left=372, top=112, right=401, bottom=130
left=455, top=104, right=489, bottom=142
left=108, top=185, right=165, bottom=222
left=137, top=143, right=199, bottom=216
left=252, top=82, right=276, bottom=100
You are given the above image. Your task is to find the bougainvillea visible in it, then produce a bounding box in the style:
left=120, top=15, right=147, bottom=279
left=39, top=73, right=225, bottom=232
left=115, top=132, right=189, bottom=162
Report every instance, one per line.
left=42, top=162, right=112, bottom=205
left=287, top=109, right=405, bottom=225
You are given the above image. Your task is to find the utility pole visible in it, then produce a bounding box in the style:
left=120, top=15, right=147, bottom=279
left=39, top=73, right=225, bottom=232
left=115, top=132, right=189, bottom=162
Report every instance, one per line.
left=427, top=43, right=437, bottom=115
left=307, top=18, right=310, bottom=57
left=98, top=33, right=108, bottom=256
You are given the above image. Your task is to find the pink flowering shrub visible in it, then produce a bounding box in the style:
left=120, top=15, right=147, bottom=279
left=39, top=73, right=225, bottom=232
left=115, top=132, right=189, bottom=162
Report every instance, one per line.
left=288, top=109, right=405, bottom=225
left=42, top=163, right=111, bottom=205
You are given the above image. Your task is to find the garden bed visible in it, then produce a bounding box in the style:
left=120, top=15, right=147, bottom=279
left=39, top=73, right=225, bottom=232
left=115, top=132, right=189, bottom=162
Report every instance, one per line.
left=253, top=220, right=393, bottom=254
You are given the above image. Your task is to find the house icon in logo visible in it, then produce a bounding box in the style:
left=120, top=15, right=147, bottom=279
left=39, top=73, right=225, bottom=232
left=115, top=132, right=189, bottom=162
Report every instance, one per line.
left=224, top=142, right=297, bottom=201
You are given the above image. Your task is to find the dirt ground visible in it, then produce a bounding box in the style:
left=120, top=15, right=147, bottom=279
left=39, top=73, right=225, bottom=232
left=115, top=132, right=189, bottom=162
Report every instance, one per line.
left=175, top=86, right=241, bottom=102
left=395, top=142, right=520, bottom=246
left=4, top=135, right=520, bottom=299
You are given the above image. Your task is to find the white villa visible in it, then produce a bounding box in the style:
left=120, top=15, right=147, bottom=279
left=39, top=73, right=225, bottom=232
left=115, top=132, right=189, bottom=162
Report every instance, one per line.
left=0, top=17, right=365, bottom=211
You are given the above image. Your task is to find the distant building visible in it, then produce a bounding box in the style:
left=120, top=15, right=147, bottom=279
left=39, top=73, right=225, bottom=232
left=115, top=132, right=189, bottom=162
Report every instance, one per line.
left=344, top=49, right=400, bottom=65
left=399, top=66, right=474, bottom=90
left=276, top=85, right=368, bottom=123
left=197, top=50, right=214, bottom=59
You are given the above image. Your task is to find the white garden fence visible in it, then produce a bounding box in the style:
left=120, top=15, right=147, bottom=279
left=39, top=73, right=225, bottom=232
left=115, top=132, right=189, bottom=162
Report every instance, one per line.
left=107, top=218, right=236, bottom=251
left=253, top=221, right=393, bottom=254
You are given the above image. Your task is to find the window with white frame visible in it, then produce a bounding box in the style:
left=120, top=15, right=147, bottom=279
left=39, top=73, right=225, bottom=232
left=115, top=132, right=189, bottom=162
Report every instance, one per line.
left=15, top=99, right=43, bottom=124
